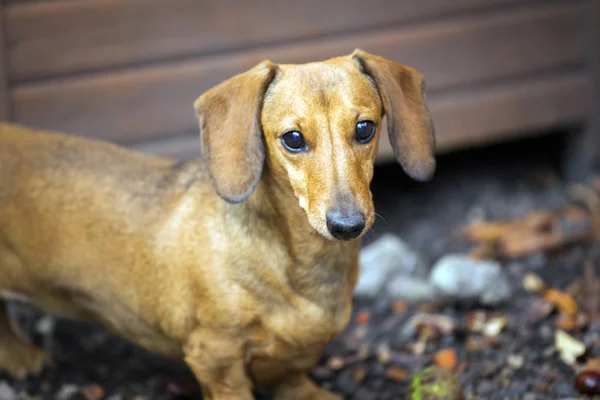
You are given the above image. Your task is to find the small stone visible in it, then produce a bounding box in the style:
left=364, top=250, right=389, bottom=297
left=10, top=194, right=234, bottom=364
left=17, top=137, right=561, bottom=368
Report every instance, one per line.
left=356, top=234, right=422, bottom=297
left=429, top=254, right=511, bottom=306
left=575, top=370, right=600, bottom=395
left=0, top=382, right=17, bottom=400
left=523, top=273, right=547, bottom=293
left=165, top=377, right=198, bottom=400
left=553, top=381, right=576, bottom=396
left=56, top=384, right=79, bottom=400
left=385, top=275, right=437, bottom=303
left=507, top=354, right=525, bottom=369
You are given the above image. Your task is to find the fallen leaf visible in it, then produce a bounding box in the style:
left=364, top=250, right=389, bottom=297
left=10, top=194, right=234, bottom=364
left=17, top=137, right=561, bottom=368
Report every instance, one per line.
left=385, top=366, right=408, bottom=382
left=555, top=330, right=586, bottom=365
left=555, top=313, right=579, bottom=331
left=544, top=289, right=578, bottom=316
left=464, top=206, right=594, bottom=260
left=434, top=348, right=458, bottom=371
left=464, top=221, right=513, bottom=242
left=567, top=261, right=600, bottom=316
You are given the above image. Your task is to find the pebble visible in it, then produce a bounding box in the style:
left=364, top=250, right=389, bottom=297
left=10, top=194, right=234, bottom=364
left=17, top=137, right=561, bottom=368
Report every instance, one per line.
left=553, top=381, right=576, bottom=396
left=56, top=384, right=79, bottom=400
left=429, top=254, right=512, bottom=306
left=0, top=382, right=17, bottom=400
left=356, top=234, right=423, bottom=298
left=385, top=275, right=437, bottom=303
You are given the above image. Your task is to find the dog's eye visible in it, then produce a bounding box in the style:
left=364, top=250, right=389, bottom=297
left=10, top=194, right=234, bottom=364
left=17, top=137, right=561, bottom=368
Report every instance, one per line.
left=355, top=121, right=376, bottom=144
left=281, top=131, right=307, bottom=153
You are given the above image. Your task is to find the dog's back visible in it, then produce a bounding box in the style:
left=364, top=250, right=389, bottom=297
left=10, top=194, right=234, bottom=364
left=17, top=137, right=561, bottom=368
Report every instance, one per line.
left=0, top=124, right=207, bottom=355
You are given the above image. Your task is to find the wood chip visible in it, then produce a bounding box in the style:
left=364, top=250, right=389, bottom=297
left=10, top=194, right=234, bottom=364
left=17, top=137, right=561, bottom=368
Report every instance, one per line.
left=385, top=366, right=409, bottom=382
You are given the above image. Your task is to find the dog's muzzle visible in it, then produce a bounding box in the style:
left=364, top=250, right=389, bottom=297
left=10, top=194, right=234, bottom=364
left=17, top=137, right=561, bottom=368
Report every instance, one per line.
left=326, top=209, right=366, bottom=240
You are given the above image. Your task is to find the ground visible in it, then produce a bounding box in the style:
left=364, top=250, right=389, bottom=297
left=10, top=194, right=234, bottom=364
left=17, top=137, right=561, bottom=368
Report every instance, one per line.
left=1, top=130, right=599, bottom=400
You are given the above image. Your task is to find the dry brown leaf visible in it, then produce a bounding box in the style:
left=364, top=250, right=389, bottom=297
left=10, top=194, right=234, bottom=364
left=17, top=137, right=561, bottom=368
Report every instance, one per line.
left=386, top=366, right=408, bottom=382
left=464, top=221, right=514, bottom=242
left=544, top=289, right=578, bottom=316
left=555, top=313, right=579, bottom=331
left=567, top=261, right=600, bottom=315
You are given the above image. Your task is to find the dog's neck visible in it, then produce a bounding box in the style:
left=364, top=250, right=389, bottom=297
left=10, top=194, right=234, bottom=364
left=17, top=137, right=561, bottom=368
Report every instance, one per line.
left=243, top=164, right=360, bottom=306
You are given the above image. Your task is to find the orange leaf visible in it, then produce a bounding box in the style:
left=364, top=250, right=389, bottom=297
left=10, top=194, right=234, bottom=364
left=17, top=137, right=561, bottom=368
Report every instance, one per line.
left=544, top=289, right=578, bottom=316
left=433, top=348, right=458, bottom=371
left=464, top=221, right=514, bottom=242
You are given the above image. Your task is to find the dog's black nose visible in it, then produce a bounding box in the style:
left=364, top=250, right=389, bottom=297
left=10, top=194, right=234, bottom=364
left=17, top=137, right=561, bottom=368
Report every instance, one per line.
left=326, top=209, right=366, bottom=240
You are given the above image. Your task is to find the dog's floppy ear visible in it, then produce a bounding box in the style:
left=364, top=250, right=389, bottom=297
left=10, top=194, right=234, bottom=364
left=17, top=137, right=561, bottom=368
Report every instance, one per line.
left=194, top=61, right=277, bottom=203
left=351, top=49, right=436, bottom=181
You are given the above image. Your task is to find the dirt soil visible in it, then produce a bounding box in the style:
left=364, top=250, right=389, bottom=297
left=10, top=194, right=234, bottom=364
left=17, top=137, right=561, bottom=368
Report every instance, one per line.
left=2, top=131, right=600, bottom=400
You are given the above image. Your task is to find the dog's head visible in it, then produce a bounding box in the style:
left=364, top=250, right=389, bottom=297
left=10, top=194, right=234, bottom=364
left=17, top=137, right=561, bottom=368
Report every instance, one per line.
left=194, top=50, right=435, bottom=241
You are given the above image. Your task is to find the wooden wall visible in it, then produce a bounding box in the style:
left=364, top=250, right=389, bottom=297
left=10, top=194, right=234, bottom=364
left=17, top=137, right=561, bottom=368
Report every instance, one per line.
left=0, top=0, right=595, bottom=162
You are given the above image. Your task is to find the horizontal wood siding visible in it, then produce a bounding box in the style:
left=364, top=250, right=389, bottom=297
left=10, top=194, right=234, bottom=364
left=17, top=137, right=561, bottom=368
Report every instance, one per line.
left=134, top=72, right=588, bottom=161
left=10, top=3, right=585, bottom=146
left=6, top=0, right=528, bottom=81
left=0, top=6, right=9, bottom=121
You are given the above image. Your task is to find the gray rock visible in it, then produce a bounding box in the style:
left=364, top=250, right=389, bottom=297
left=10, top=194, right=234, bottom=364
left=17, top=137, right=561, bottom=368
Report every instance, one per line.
left=385, top=275, right=437, bottom=303
left=0, top=382, right=17, bottom=400
left=429, top=254, right=512, bottom=306
left=355, top=234, right=422, bottom=297
left=56, top=384, right=79, bottom=400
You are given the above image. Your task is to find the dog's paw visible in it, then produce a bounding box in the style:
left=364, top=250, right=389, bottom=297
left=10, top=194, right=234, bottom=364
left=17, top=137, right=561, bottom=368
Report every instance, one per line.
left=272, top=376, right=343, bottom=400
left=0, top=340, right=49, bottom=379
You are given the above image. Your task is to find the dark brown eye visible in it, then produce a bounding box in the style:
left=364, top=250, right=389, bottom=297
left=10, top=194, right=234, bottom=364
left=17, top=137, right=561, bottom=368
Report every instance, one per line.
left=281, top=130, right=307, bottom=153
left=355, top=121, right=376, bottom=144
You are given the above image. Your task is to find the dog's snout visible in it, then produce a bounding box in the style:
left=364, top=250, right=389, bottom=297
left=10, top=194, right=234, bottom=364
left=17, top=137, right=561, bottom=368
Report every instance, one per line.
left=326, top=209, right=366, bottom=240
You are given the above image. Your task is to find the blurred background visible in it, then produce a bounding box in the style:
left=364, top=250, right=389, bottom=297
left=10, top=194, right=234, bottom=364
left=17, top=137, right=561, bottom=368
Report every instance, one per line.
left=0, top=0, right=597, bottom=170
left=1, top=1, right=600, bottom=399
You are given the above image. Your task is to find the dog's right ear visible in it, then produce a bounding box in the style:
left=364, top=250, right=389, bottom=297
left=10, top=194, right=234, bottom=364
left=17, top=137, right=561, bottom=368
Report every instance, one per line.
left=194, top=61, right=277, bottom=204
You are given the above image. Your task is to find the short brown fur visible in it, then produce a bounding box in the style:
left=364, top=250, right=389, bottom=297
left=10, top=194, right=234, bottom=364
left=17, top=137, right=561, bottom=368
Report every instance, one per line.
left=0, top=50, right=435, bottom=399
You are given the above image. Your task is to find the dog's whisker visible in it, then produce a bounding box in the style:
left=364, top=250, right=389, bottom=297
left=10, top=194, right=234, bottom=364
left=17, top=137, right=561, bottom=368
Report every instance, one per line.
left=375, top=213, right=387, bottom=224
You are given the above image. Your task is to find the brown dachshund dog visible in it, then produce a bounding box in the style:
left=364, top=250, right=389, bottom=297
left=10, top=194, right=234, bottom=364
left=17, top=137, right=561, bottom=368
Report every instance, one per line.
left=0, top=50, right=435, bottom=399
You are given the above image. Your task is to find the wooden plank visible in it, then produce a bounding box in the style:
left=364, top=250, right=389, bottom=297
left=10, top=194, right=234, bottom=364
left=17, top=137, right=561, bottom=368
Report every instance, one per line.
left=563, top=0, right=600, bottom=178
left=11, top=2, right=586, bottom=145
left=0, top=2, right=9, bottom=121
left=6, top=0, right=530, bottom=82
left=132, top=72, right=588, bottom=162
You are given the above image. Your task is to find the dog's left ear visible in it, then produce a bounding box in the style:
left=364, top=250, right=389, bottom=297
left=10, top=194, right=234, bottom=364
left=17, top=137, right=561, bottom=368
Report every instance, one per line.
left=194, top=61, right=277, bottom=203
left=351, top=49, right=436, bottom=181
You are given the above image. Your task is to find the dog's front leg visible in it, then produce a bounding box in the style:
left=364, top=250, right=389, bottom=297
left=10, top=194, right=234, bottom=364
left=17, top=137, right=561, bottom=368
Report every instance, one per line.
left=184, top=328, right=254, bottom=400
left=272, top=373, right=342, bottom=400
